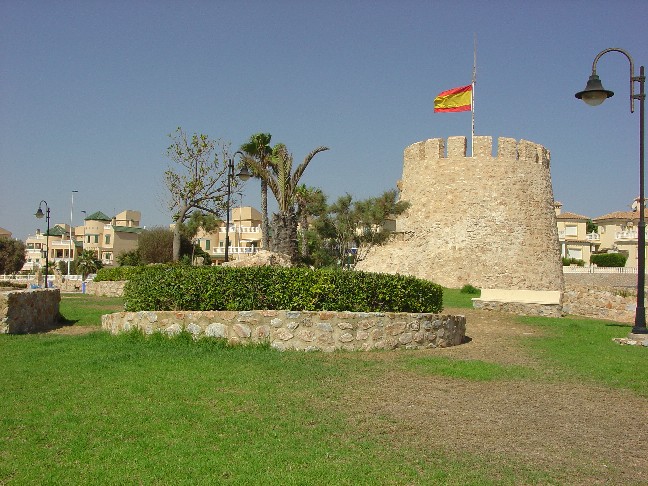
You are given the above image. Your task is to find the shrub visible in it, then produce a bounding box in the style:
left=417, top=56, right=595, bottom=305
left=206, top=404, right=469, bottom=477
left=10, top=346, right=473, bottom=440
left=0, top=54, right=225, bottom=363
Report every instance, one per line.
left=123, top=265, right=443, bottom=314
left=94, top=266, right=154, bottom=282
left=562, top=257, right=585, bottom=267
left=590, top=253, right=628, bottom=268
left=0, top=280, right=27, bottom=289
left=460, top=284, right=480, bottom=294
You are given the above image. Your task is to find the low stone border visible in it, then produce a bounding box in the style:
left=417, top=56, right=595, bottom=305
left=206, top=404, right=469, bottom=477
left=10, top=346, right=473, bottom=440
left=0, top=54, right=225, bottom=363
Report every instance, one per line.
left=102, top=310, right=466, bottom=352
left=613, top=333, right=648, bottom=347
left=472, top=299, right=563, bottom=318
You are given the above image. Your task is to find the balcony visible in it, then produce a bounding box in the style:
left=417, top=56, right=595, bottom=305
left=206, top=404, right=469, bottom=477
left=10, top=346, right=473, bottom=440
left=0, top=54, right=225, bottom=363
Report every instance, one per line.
left=615, top=230, right=638, bottom=241
left=219, top=225, right=261, bottom=234
left=586, top=232, right=600, bottom=241
left=212, top=246, right=258, bottom=256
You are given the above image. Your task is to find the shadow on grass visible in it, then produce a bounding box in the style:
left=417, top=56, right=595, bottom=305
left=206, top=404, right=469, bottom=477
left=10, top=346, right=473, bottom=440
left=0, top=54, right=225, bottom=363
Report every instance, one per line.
left=605, top=322, right=633, bottom=329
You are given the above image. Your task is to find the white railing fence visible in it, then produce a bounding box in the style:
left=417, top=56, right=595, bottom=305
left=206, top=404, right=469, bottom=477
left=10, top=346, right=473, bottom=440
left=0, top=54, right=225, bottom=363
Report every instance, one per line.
left=563, top=266, right=644, bottom=274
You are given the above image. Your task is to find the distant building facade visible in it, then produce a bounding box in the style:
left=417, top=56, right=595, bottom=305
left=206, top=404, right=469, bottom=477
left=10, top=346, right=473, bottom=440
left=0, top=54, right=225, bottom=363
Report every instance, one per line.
left=23, top=209, right=143, bottom=271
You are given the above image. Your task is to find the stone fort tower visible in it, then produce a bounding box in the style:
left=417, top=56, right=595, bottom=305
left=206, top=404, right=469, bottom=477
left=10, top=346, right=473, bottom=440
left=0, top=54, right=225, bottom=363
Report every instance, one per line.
left=357, top=135, right=564, bottom=302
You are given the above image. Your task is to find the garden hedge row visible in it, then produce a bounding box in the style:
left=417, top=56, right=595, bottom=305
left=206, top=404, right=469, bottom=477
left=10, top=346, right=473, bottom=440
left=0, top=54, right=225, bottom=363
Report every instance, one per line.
left=95, top=266, right=151, bottom=282
left=590, top=253, right=628, bottom=268
left=121, top=265, right=443, bottom=313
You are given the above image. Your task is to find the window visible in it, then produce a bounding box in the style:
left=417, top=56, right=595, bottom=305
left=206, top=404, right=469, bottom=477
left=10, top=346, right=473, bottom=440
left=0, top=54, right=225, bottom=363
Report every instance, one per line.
left=105, top=234, right=111, bottom=244
left=565, top=225, right=578, bottom=237
left=86, top=235, right=91, bottom=243
left=94, top=235, right=99, bottom=244
left=205, top=239, right=210, bottom=250
left=567, top=248, right=582, bottom=260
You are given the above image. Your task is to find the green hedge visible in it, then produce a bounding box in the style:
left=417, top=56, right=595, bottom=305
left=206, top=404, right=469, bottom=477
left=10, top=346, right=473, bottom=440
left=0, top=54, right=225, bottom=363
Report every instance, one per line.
left=123, top=266, right=443, bottom=314
left=590, top=253, right=628, bottom=268
left=94, top=266, right=152, bottom=282
left=562, top=257, right=585, bottom=267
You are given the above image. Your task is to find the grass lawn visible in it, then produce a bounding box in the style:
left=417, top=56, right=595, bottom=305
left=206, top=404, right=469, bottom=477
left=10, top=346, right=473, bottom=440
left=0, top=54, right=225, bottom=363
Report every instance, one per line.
left=58, top=294, right=125, bottom=326
left=1, top=292, right=646, bottom=484
left=442, top=287, right=480, bottom=309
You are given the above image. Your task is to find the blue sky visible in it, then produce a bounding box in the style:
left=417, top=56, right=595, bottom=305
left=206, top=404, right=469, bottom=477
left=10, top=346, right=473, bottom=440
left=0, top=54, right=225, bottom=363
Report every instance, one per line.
left=2, top=0, right=647, bottom=240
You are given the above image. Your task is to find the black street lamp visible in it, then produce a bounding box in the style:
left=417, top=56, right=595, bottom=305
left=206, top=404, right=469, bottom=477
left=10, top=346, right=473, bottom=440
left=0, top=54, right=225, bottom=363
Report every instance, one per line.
left=35, top=200, right=51, bottom=288
left=576, top=47, right=646, bottom=335
left=224, top=151, right=251, bottom=263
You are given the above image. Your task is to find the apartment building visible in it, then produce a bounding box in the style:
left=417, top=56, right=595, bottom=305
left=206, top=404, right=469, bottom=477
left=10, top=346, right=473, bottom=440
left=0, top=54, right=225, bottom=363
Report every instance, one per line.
left=0, top=227, right=11, bottom=239
left=74, top=210, right=142, bottom=266
left=194, top=206, right=263, bottom=264
left=23, top=224, right=81, bottom=272
left=592, top=209, right=641, bottom=268
left=23, top=209, right=142, bottom=271
left=554, top=202, right=599, bottom=263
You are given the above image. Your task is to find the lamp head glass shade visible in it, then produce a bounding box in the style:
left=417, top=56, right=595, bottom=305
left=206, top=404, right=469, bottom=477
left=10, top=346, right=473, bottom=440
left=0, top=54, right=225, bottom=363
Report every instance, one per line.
left=237, top=165, right=252, bottom=181
left=35, top=208, right=45, bottom=219
left=575, top=73, right=614, bottom=106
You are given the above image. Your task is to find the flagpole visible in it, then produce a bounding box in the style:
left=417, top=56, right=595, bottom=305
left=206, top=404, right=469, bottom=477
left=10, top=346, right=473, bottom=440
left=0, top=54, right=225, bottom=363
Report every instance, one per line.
left=472, top=34, right=476, bottom=155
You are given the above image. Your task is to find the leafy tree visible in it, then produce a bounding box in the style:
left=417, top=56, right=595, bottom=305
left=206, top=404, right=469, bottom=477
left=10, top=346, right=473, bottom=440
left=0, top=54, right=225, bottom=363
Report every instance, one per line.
left=351, top=189, right=409, bottom=264
left=308, top=189, right=409, bottom=269
left=180, top=211, right=220, bottom=241
left=244, top=142, right=329, bottom=262
left=586, top=220, right=598, bottom=234
left=137, top=227, right=193, bottom=264
left=76, top=249, right=103, bottom=280
left=117, top=249, right=142, bottom=266
left=0, top=237, right=26, bottom=274
left=240, top=133, right=273, bottom=250
left=177, top=211, right=219, bottom=266
left=164, top=127, right=233, bottom=262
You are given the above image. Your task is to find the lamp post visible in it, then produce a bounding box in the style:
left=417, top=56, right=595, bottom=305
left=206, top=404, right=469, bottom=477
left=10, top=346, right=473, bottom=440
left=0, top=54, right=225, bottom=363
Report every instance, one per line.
left=35, top=200, right=50, bottom=288
left=224, top=151, right=251, bottom=262
left=68, top=190, right=78, bottom=275
left=576, top=47, right=646, bottom=335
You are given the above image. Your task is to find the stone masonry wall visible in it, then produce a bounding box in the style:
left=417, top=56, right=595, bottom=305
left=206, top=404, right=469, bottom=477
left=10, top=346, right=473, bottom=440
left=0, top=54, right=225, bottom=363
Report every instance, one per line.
left=562, top=285, right=640, bottom=323
left=85, top=281, right=126, bottom=297
left=0, top=289, right=61, bottom=334
left=357, top=136, right=564, bottom=293
left=102, top=310, right=466, bottom=352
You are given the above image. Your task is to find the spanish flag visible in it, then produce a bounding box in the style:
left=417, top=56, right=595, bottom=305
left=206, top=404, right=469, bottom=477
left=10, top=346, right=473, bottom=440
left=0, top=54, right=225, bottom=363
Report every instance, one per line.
left=434, top=85, right=472, bottom=113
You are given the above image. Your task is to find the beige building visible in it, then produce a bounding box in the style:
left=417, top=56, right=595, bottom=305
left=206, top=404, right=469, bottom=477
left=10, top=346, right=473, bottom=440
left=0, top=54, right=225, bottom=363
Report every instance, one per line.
left=23, top=209, right=142, bottom=271
left=593, top=209, right=643, bottom=268
left=74, top=210, right=142, bottom=266
left=554, top=202, right=599, bottom=263
left=24, top=224, right=81, bottom=272
left=194, top=206, right=263, bottom=264
left=0, top=227, right=12, bottom=239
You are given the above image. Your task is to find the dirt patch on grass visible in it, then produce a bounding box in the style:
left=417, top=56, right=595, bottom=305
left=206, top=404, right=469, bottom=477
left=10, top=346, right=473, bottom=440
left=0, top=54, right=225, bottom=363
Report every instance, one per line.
left=342, top=308, right=648, bottom=484
left=46, top=325, right=99, bottom=336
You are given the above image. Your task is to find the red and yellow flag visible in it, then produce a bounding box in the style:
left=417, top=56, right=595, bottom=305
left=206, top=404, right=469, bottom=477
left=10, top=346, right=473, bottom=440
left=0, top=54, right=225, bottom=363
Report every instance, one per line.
left=434, top=85, right=472, bottom=113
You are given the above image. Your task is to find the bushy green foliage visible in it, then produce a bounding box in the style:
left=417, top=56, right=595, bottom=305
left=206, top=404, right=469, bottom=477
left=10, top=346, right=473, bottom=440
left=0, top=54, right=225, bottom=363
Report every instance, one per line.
left=590, top=253, right=627, bottom=267
left=460, top=284, right=480, bottom=294
left=562, top=257, right=585, bottom=267
left=0, top=280, right=27, bottom=289
left=123, top=266, right=443, bottom=313
left=94, top=265, right=154, bottom=282
left=0, top=237, right=26, bottom=274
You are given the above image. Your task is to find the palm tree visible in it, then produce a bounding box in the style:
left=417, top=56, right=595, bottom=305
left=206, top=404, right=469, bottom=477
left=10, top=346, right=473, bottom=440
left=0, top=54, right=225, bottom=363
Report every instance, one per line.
left=294, top=184, right=327, bottom=261
left=244, top=143, right=329, bottom=263
left=240, top=133, right=272, bottom=250
left=76, top=249, right=102, bottom=280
